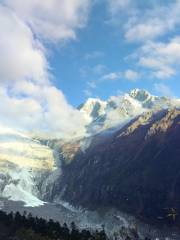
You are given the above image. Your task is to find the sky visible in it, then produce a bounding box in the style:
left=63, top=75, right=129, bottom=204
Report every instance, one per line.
left=50, top=0, right=180, bottom=106
left=0, top=0, right=180, bottom=137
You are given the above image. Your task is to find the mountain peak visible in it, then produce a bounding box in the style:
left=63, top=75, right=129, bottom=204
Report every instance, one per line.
left=129, top=88, right=153, bottom=102
left=79, top=98, right=107, bottom=120
left=78, top=89, right=180, bottom=135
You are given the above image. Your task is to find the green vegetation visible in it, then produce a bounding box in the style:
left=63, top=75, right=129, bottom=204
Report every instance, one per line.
left=0, top=210, right=153, bottom=240
left=0, top=210, right=106, bottom=240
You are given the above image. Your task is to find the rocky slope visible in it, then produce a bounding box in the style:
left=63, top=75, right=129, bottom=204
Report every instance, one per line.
left=54, top=108, right=180, bottom=225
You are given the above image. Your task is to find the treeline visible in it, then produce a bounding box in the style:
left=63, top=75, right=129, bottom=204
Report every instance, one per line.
left=0, top=210, right=152, bottom=240
left=0, top=210, right=107, bottom=240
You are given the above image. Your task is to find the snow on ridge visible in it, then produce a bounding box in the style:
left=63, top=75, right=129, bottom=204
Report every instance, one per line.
left=79, top=89, right=180, bottom=136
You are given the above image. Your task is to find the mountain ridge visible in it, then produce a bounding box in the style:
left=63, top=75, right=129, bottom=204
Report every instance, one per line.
left=54, top=108, right=180, bottom=225
left=79, top=89, right=180, bottom=135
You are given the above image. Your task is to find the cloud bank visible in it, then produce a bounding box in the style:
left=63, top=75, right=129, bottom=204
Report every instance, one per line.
left=0, top=0, right=91, bottom=138
left=108, top=0, right=180, bottom=82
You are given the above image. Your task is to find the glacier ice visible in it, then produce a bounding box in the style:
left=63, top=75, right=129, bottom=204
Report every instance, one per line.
left=0, top=127, right=56, bottom=207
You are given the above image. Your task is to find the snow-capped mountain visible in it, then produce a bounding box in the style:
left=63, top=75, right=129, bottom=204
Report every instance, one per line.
left=0, top=89, right=180, bottom=208
left=79, top=89, right=180, bottom=134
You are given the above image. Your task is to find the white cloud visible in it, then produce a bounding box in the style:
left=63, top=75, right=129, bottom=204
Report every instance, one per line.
left=0, top=1, right=91, bottom=138
left=108, top=0, right=180, bottom=81
left=93, top=64, right=107, bottom=75
left=84, top=81, right=97, bottom=98
left=0, top=87, right=43, bottom=130
left=87, top=81, right=97, bottom=89
left=84, top=68, right=139, bottom=98
left=108, top=0, right=132, bottom=15
left=138, top=37, right=180, bottom=79
left=101, top=72, right=121, bottom=81
left=154, top=83, right=173, bottom=97
left=125, top=21, right=166, bottom=43
left=124, top=69, right=139, bottom=81
left=123, top=1, right=180, bottom=42
left=3, top=0, right=90, bottom=42
left=83, top=89, right=92, bottom=97
left=101, top=70, right=139, bottom=81
left=0, top=6, right=48, bottom=84
left=85, top=51, right=105, bottom=60
left=80, top=64, right=107, bottom=78
left=0, top=85, right=87, bottom=138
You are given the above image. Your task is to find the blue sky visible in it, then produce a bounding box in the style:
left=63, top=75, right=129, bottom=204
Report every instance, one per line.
left=49, top=0, right=180, bottom=106
left=0, top=0, right=180, bottom=135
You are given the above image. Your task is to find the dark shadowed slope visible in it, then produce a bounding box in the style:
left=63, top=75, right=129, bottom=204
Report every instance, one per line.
left=56, top=109, right=180, bottom=225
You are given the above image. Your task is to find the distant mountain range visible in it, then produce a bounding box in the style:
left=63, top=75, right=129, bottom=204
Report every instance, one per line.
left=0, top=89, right=180, bottom=226
left=79, top=89, right=180, bottom=135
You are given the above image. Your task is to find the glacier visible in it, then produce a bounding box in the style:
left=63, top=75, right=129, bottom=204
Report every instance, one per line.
left=0, top=126, right=55, bottom=207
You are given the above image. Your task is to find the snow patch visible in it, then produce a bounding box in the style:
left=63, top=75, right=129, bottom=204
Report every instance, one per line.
left=0, top=167, right=45, bottom=207
left=3, top=183, right=44, bottom=207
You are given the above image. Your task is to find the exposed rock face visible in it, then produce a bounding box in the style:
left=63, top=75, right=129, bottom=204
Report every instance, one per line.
left=58, top=142, right=81, bottom=165
left=54, top=108, right=180, bottom=224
